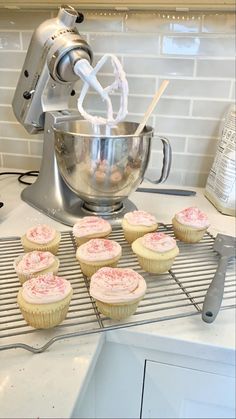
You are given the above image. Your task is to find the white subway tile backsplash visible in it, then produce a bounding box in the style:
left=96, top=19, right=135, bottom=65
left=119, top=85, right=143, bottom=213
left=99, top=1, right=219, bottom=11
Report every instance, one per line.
left=130, top=96, right=190, bottom=116
left=154, top=116, right=221, bottom=137
left=0, top=122, right=43, bottom=140
left=170, top=153, right=214, bottom=172
left=124, top=12, right=172, bottom=33
left=0, top=10, right=50, bottom=30
left=0, top=138, right=28, bottom=154
left=0, top=8, right=235, bottom=188
left=192, top=100, right=232, bottom=119
left=0, top=70, right=20, bottom=88
left=160, top=78, right=231, bottom=99
left=150, top=150, right=213, bottom=172
left=162, top=36, right=235, bottom=57
left=124, top=57, right=194, bottom=77
left=0, top=88, right=14, bottom=105
left=21, top=32, right=33, bottom=50
left=0, top=51, right=26, bottom=69
left=171, top=16, right=201, bottom=34
left=0, top=105, right=16, bottom=121
left=90, top=34, right=159, bottom=55
left=124, top=12, right=201, bottom=34
left=0, top=32, right=21, bottom=50
left=2, top=154, right=41, bottom=170
left=80, top=12, right=123, bottom=32
left=202, top=13, right=236, bottom=34
left=196, top=59, right=235, bottom=78
left=186, top=136, right=218, bottom=155
left=162, top=36, right=201, bottom=56
left=29, top=140, right=43, bottom=156
left=182, top=171, right=208, bottom=187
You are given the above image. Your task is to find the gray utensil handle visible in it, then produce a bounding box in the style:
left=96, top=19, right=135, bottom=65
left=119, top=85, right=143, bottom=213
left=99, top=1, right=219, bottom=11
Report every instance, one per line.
left=136, top=188, right=196, bottom=196
left=202, top=257, right=228, bottom=323
left=145, top=136, right=172, bottom=184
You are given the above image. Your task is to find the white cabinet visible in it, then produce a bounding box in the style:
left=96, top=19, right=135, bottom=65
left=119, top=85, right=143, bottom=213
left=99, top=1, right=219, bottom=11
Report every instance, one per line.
left=141, top=360, right=235, bottom=418
left=73, top=340, right=235, bottom=419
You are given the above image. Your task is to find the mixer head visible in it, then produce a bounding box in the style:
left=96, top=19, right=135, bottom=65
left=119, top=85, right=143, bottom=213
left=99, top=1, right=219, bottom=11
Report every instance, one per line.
left=12, top=5, right=93, bottom=134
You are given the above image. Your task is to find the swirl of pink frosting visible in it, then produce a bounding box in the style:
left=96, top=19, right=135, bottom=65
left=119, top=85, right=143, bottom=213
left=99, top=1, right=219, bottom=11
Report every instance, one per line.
left=142, top=232, right=177, bottom=252
left=14, top=251, right=55, bottom=275
left=77, top=239, right=121, bottom=261
left=90, top=267, right=147, bottom=303
left=26, top=225, right=56, bottom=244
left=175, top=207, right=210, bottom=229
left=124, top=210, right=157, bottom=226
left=21, top=272, right=72, bottom=304
left=73, top=216, right=111, bottom=238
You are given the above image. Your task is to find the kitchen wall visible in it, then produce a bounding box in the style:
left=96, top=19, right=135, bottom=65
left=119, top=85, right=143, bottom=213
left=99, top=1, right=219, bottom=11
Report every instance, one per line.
left=0, top=8, right=235, bottom=186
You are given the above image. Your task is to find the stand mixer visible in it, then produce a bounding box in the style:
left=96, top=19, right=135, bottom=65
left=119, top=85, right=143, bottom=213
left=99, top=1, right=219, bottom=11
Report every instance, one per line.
left=12, top=4, right=172, bottom=226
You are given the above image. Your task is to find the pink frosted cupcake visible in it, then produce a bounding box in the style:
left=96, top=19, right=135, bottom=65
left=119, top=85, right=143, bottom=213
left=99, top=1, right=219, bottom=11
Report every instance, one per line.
left=14, top=251, right=60, bottom=284
left=122, top=210, right=158, bottom=243
left=21, top=224, right=61, bottom=254
left=76, top=238, right=122, bottom=277
left=172, top=207, right=210, bottom=243
left=72, top=216, right=112, bottom=246
left=17, top=272, right=73, bottom=329
left=90, top=267, right=147, bottom=320
left=132, top=232, right=179, bottom=274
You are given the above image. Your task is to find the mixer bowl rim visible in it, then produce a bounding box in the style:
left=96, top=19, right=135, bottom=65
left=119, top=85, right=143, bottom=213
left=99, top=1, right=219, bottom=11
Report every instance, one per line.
left=53, top=120, right=154, bottom=138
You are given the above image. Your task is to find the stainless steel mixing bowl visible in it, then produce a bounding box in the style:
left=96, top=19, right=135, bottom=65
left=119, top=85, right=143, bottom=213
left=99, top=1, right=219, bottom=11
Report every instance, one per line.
left=54, top=120, right=171, bottom=212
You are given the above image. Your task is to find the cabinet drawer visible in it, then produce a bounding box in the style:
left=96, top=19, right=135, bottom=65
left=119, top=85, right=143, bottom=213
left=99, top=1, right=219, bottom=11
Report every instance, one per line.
left=141, top=360, right=235, bottom=418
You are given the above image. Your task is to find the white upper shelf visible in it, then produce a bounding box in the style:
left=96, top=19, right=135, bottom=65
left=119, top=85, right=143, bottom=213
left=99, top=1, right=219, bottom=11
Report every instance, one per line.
left=0, top=0, right=235, bottom=11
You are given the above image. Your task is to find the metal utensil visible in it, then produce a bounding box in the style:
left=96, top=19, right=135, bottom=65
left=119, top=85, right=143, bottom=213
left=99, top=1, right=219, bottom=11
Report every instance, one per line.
left=136, top=187, right=196, bottom=196
left=202, top=233, right=236, bottom=323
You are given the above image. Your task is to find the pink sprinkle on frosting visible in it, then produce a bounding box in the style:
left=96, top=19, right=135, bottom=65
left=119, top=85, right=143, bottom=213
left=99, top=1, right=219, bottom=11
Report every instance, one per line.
left=26, top=225, right=56, bottom=244
left=76, top=239, right=121, bottom=261
left=90, top=267, right=146, bottom=303
left=73, top=216, right=111, bottom=238
left=22, top=272, right=72, bottom=304
left=124, top=210, right=157, bottom=226
left=142, top=232, right=177, bottom=253
left=14, top=251, right=55, bottom=275
left=175, top=207, right=210, bottom=229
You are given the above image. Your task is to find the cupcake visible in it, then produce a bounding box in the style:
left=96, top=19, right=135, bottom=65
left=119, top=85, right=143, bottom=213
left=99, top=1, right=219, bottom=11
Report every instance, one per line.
left=17, top=272, right=73, bottom=329
left=89, top=267, right=147, bottom=320
left=72, top=216, right=112, bottom=246
left=21, top=224, right=61, bottom=254
left=122, top=210, right=158, bottom=243
left=132, top=232, right=179, bottom=274
left=172, top=207, right=210, bottom=243
left=76, top=238, right=122, bottom=277
left=14, top=251, right=60, bottom=284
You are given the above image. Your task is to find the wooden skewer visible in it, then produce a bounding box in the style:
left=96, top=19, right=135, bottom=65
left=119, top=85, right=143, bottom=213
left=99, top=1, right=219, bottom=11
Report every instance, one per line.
left=134, top=80, right=170, bottom=136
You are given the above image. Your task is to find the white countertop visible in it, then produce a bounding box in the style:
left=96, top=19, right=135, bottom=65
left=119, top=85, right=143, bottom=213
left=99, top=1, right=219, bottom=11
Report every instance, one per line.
left=0, top=172, right=235, bottom=418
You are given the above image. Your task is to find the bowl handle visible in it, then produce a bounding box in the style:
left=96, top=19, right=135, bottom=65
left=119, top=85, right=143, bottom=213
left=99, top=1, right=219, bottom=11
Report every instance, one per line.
left=145, top=136, right=172, bottom=184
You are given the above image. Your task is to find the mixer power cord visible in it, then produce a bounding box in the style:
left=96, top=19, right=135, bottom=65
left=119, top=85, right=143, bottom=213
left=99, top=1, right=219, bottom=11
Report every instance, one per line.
left=0, top=170, right=39, bottom=185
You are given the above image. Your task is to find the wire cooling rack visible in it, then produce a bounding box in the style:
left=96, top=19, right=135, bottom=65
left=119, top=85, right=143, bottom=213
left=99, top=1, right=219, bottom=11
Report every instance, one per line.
left=0, top=225, right=235, bottom=353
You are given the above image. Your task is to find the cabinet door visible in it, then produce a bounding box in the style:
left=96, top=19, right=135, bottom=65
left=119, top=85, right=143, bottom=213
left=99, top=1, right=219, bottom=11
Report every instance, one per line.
left=141, top=360, right=235, bottom=419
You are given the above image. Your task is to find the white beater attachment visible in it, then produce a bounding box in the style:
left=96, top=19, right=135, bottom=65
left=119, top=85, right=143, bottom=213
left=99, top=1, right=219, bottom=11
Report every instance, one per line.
left=74, top=54, right=129, bottom=129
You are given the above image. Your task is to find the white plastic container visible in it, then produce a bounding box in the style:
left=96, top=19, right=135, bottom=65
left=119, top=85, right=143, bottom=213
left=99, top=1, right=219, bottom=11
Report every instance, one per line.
left=205, top=104, right=236, bottom=216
